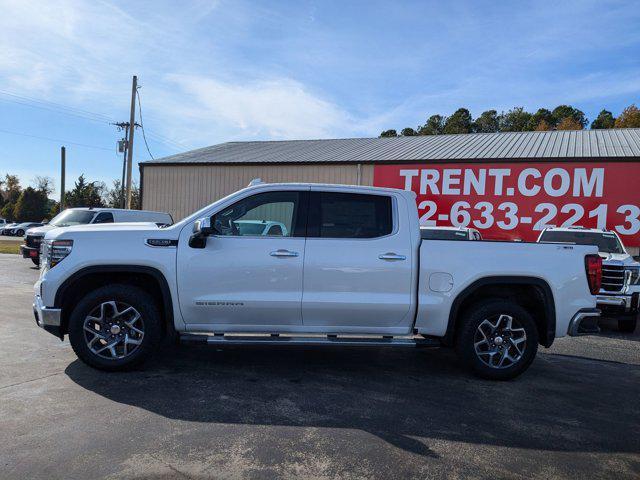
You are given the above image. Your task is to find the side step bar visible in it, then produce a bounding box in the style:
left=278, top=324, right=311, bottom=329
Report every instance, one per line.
left=179, top=333, right=440, bottom=348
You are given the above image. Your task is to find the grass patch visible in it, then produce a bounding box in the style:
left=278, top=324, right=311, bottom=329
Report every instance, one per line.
left=0, top=239, right=21, bottom=254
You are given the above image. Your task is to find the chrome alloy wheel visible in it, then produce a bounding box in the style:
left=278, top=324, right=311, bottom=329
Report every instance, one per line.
left=473, top=314, right=527, bottom=369
left=83, top=301, right=145, bottom=360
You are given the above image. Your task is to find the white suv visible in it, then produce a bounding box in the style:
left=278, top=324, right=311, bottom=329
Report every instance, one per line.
left=538, top=227, right=639, bottom=332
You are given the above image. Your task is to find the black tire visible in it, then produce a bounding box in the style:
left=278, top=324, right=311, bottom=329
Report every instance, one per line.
left=31, top=257, right=39, bottom=266
left=68, top=284, right=162, bottom=371
left=618, top=315, right=638, bottom=333
left=16, top=229, right=24, bottom=237
left=455, top=299, right=539, bottom=380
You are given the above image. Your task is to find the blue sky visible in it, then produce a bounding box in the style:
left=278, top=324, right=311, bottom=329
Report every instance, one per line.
left=1, top=0, right=639, bottom=196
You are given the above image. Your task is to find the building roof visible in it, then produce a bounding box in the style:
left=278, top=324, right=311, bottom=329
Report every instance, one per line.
left=142, top=128, right=640, bottom=166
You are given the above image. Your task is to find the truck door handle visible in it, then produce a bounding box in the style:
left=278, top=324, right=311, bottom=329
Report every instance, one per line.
left=378, top=252, right=406, bottom=261
left=270, top=249, right=299, bottom=257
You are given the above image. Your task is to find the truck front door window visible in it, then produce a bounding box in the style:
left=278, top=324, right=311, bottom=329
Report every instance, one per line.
left=214, top=191, right=301, bottom=237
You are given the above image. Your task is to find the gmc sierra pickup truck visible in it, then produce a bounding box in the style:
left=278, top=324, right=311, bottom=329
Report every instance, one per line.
left=33, top=183, right=602, bottom=380
left=538, top=227, right=639, bottom=333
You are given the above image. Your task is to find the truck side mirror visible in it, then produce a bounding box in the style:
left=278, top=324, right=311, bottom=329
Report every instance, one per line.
left=192, top=217, right=214, bottom=236
left=189, top=217, right=215, bottom=248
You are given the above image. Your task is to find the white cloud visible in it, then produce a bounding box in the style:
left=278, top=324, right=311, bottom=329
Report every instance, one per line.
left=158, top=74, right=355, bottom=142
left=0, top=0, right=361, bottom=151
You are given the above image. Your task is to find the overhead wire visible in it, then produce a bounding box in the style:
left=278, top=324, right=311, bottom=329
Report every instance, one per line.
left=135, top=87, right=154, bottom=160
left=0, top=88, right=187, bottom=152
left=0, top=127, right=114, bottom=151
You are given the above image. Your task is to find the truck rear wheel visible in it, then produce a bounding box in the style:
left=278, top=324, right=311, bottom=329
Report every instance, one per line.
left=68, top=284, right=162, bottom=371
left=455, top=299, right=538, bottom=380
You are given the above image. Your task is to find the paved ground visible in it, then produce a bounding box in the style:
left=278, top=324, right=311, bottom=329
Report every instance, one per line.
left=0, top=254, right=639, bottom=480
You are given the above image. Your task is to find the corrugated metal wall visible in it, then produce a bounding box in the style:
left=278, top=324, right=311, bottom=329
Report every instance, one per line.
left=142, top=163, right=375, bottom=220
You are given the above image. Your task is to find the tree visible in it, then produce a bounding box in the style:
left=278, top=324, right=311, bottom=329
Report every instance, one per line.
left=33, top=176, right=55, bottom=195
left=48, top=201, right=61, bottom=219
left=418, top=114, right=445, bottom=135
left=400, top=127, right=417, bottom=136
left=104, top=180, right=141, bottom=210
left=443, top=108, right=473, bottom=134
left=527, top=108, right=555, bottom=130
left=556, top=117, right=583, bottom=130
left=64, top=175, right=105, bottom=208
left=3, top=174, right=21, bottom=203
left=473, top=110, right=499, bottom=133
left=590, top=109, right=615, bottom=129
left=614, top=104, right=640, bottom=128
left=379, top=129, right=398, bottom=138
left=535, top=119, right=553, bottom=131
left=13, top=187, right=49, bottom=222
left=551, top=105, right=587, bottom=129
left=1, top=202, right=15, bottom=221
left=499, top=107, right=533, bottom=132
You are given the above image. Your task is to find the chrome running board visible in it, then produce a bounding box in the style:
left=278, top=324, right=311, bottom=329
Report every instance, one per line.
left=179, top=333, right=440, bottom=348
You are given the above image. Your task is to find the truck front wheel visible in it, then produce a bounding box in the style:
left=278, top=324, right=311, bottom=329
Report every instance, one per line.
left=68, top=284, right=162, bottom=371
left=455, top=299, right=539, bottom=380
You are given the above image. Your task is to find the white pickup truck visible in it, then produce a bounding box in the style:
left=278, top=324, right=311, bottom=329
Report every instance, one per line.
left=33, top=183, right=602, bottom=380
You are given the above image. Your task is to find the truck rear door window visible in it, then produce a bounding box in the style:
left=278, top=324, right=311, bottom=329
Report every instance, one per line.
left=310, top=192, right=393, bottom=238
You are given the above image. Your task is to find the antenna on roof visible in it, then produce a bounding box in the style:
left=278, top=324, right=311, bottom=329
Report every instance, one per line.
left=248, top=178, right=264, bottom=186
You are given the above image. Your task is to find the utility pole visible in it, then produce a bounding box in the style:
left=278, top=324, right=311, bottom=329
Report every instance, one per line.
left=125, top=75, right=137, bottom=209
left=60, top=146, right=66, bottom=210
left=113, top=122, right=130, bottom=208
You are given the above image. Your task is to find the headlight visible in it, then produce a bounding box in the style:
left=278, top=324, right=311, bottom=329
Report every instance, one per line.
left=628, top=266, right=640, bottom=285
left=45, top=239, right=73, bottom=268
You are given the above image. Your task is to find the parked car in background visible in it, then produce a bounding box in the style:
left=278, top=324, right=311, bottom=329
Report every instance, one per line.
left=538, top=227, right=639, bottom=332
left=6, top=222, right=43, bottom=237
left=34, top=182, right=601, bottom=380
left=233, top=219, right=288, bottom=236
left=0, top=218, right=6, bottom=230
left=21, top=208, right=173, bottom=265
left=420, top=226, right=482, bottom=241
left=0, top=223, right=19, bottom=236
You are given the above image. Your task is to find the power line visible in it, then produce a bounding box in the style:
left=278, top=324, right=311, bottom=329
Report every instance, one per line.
left=0, top=127, right=113, bottom=151
left=0, top=89, right=114, bottom=123
left=136, top=87, right=154, bottom=160
left=0, top=88, right=188, bottom=152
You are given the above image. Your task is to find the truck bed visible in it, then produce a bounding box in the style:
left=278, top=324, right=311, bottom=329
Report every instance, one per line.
left=416, top=239, right=598, bottom=339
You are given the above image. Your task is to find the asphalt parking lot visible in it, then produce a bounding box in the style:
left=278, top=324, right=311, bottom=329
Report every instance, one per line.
left=0, top=254, right=639, bottom=479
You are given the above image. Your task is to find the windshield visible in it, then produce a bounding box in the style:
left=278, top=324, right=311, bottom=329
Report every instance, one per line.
left=421, top=229, right=468, bottom=240
left=234, top=221, right=266, bottom=235
left=539, top=231, right=625, bottom=254
left=49, top=210, right=96, bottom=227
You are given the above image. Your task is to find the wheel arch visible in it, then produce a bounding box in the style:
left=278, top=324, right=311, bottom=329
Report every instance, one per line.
left=443, top=276, right=556, bottom=348
left=54, top=265, right=175, bottom=339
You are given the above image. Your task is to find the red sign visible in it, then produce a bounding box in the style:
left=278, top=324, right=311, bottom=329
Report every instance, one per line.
left=374, top=162, right=640, bottom=246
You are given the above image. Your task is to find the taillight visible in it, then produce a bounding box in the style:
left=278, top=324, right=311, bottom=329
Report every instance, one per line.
left=584, top=254, right=602, bottom=295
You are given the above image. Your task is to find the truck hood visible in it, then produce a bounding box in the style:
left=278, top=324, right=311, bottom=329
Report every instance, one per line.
left=44, top=222, right=167, bottom=241
left=599, top=252, right=635, bottom=265
left=26, top=225, right=56, bottom=236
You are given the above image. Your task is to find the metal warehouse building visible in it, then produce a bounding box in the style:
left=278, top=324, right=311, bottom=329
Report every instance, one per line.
left=140, top=128, right=640, bottom=254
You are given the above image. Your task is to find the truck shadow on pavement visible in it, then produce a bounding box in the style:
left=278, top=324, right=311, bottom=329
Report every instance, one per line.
left=64, top=345, right=640, bottom=458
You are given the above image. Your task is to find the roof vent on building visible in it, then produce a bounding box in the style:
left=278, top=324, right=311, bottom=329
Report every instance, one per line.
left=248, top=178, right=264, bottom=186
